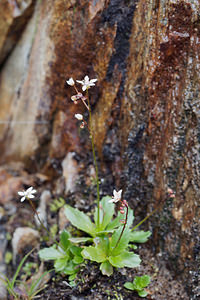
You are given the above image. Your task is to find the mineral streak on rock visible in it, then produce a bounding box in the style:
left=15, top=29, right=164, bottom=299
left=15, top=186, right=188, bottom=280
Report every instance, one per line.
left=121, top=1, right=200, bottom=297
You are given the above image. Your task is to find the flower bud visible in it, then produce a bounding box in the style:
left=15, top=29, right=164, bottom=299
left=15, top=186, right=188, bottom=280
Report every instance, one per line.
left=66, top=77, right=75, bottom=86
left=75, top=114, right=83, bottom=121
left=80, top=122, right=85, bottom=129
left=120, top=219, right=125, bottom=224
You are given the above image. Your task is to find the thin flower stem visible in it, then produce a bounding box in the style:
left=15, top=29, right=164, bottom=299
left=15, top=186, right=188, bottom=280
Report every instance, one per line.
left=112, top=204, right=128, bottom=252
left=131, top=203, right=162, bottom=231
left=81, top=98, right=89, bottom=110
left=86, top=89, right=100, bottom=230
left=27, top=198, right=63, bottom=250
left=74, top=85, right=79, bottom=94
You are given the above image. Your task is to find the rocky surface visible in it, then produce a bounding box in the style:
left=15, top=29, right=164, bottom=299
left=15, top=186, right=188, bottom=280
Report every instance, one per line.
left=0, top=0, right=35, bottom=65
left=0, top=0, right=199, bottom=299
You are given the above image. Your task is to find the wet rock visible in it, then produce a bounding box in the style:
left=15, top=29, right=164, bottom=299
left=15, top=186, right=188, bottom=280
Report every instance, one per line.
left=0, top=0, right=35, bottom=65
left=58, top=206, right=70, bottom=232
left=0, top=165, right=31, bottom=204
left=61, top=152, right=78, bottom=194
left=12, top=227, right=39, bottom=264
left=54, top=177, right=65, bottom=196
left=34, top=190, right=51, bottom=228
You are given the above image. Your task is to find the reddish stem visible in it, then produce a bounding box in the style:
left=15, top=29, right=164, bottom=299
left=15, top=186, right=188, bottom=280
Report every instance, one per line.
left=112, top=201, right=128, bottom=252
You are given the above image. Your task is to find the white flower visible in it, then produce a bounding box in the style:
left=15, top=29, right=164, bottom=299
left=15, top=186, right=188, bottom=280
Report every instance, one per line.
left=75, top=113, right=83, bottom=121
left=108, top=189, right=122, bottom=203
left=66, top=77, right=75, bottom=86
left=18, top=187, right=37, bottom=202
left=76, top=75, right=97, bottom=91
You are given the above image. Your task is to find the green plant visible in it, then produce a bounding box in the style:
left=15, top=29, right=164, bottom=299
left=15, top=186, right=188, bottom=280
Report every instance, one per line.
left=64, top=195, right=151, bottom=276
left=59, top=76, right=152, bottom=276
left=0, top=249, right=49, bottom=300
left=21, top=262, right=38, bottom=280
left=50, top=197, right=65, bottom=212
left=124, top=275, right=151, bottom=297
left=17, top=75, right=173, bottom=291
left=39, top=230, right=84, bottom=284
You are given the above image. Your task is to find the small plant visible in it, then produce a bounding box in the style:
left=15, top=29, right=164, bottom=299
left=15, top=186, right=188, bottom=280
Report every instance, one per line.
left=0, top=249, right=50, bottom=300
left=15, top=74, right=175, bottom=294
left=60, top=76, right=152, bottom=276
left=64, top=195, right=151, bottom=276
left=50, top=197, right=65, bottom=212
left=124, top=275, right=151, bottom=297
left=39, top=230, right=84, bottom=284
left=21, top=262, right=38, bottom=280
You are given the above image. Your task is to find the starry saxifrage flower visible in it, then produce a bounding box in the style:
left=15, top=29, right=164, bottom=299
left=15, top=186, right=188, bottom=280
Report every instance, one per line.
left=108, top=189, right=122, bottom=203
left=18, top=187, right=37, bottom=202
left=76, top=75, right=97, bottom=91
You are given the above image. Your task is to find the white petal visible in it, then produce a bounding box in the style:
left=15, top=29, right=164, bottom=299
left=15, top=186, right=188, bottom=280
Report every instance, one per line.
left=82, top=85, right=87, bottom=91
left=29, top=195, right=35, bottom=199
left=66, top=77, right=75, bottom=86
left=113, top=189, right=117, bottom=197
left=21, top=196, right=26, bottom=202
left=76, top=80, right=84, bottom=85
left=31, top=189, right=37, bottom=194
left=118, top=189, right=122, bottom=197
left=108, top=198, right=114, bottom=203
left=84, top=75, right=89, bottom=82
left=90, top=79, right=97, bottom=83
left=27, top=187, right=33, bottom=193
left=18, top=191, right=25, bottom=196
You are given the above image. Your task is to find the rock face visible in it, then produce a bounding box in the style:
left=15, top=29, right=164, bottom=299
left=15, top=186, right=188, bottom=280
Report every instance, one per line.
left=0, top=0, right=199, bottom=298
left=0, top=0, right=35, bottom=65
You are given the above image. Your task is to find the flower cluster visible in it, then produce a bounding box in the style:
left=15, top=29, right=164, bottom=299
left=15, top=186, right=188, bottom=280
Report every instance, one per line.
left=66, top=75, right=97, bottom=128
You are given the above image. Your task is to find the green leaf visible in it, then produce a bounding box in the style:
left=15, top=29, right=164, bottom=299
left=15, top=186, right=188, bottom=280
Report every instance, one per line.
left=100, top=261, right=113, bottom=276
left=126, top=208, right=134, bottom=228
left=133, top=275, right=151, bottom=288
left=63, top=261, right=78, bottom=275
left=73, top=255, right=84, bottom=264
left=130, top=231, right=151, bottom=243
left=138, top=290, right=148, bottom=297
left=11, top=248, right=34, bottom=289
left=50, top=197, right=65, bottom=212
left=64, top=205, right=96, bottom=236
left=94, top=236, right=109, bottom=255
left=60, top=230, right=70, bottom=249
left=39, top=247, right=65, bottom=260
left=110, top=227, right=131, bottom=256
left=124, top=282, right=135, bottom=290
left=109, top=251, right=141, bottom=268
left=81, top=246, right=106, bottom=263
left=94, top=196, right=114, bottom=230
left=105, top=212, right=122, bottom=231
left=68, top=237, right=93, bottom=243
left=54, top=257, right=69, bottom=271
left=68, top=273, right=77, bottom=281
left=70, top=245, right=82, bottom=256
